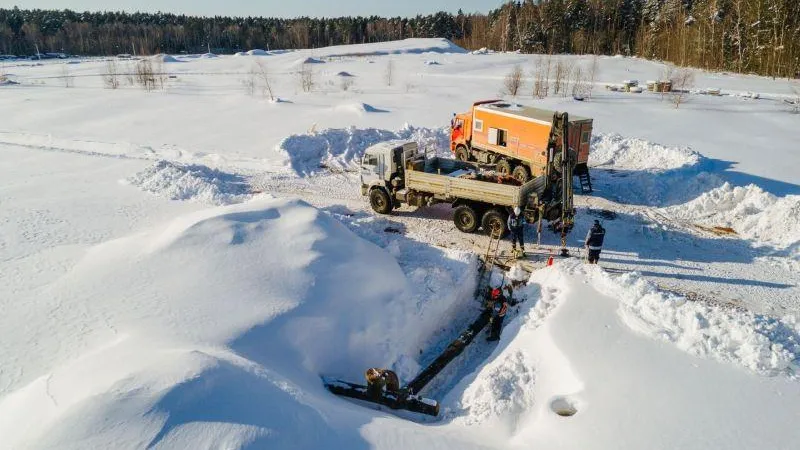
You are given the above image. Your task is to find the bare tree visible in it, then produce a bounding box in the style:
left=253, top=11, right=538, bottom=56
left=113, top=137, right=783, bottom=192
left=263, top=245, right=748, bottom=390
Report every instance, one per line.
left=571, top=65, right=590, bottom=98
left=254, top=60, right=275, bottom=100
left=59, top=64, right=74, bottom=88
left=384, top=60, right=394, bottom=86
left=503, top=64, right=524, bottom=96
left=298, top=63, right=316, bottom=92
left=103, top=60, right=120, bottom=89
left=670, top=67, right=695, bottom=108
left=552, top=59, right=572, bottom=95
left=787, top=82, right=800, bottom=113
left=587, top=55, right=600, bottom=99
left=242, top=70, right=256, bottom=95
left=135, top=59, right=157, bottom=91
left=531, top=56, right=548, bottom=99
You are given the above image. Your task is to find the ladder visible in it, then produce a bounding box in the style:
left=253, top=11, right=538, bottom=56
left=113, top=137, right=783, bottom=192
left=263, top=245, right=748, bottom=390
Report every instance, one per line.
left=578, top=171, right=593, bottom=193
left=483, top=228, right=503, bottom=270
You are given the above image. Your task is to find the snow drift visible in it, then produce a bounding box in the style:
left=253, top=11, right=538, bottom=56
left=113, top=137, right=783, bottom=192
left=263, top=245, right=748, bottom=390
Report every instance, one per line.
left=588, top=133, right=723, bottom=206
left=126, top=160, right=252, bottom=205
left=662, top=182, right=800, bottom=252
left=279, top=125, right=450, bottom=176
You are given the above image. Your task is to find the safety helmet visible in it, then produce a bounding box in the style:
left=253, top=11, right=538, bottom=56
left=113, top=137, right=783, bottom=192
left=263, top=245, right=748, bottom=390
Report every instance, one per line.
left=491, top=288, right=501, bottom=299
left=514, top=206, right=521, bottom=215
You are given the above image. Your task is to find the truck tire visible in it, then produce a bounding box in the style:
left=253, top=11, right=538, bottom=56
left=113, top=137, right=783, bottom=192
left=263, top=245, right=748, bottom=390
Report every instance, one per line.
left=496, top=159, right=512, bottom=177
left=455, top=146, right=470, bottom=162
left=453, top=205, right=479, bottom=233
left=481, top=209, right=508, bottom=237
left=512, top=165, right=530, bottom=183
left=369, top=188, right=393, bottom=214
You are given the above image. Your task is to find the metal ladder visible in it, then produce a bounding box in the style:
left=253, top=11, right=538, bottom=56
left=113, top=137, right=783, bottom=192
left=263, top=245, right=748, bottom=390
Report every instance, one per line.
left=578, top=171, right=593, bottom=193
left=483, top=228, right=503, bottom=269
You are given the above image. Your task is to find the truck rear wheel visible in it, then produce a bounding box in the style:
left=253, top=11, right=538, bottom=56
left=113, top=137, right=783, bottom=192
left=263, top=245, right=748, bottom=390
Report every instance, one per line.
left=455, top=146, right=470, bottom=162
left=453, top=205, right=479, bottom=233
left=369, top=188, right=393, bottom=214
left=512, top=165, right=530, bottom=183
left=496, top=159, right=512, bottom=177
left=481, top=209, right=508, bottom=237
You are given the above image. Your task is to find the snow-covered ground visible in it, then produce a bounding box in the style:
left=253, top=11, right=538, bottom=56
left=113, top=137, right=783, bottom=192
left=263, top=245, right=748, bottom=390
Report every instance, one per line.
left=2, top=38, right=798, bottom=449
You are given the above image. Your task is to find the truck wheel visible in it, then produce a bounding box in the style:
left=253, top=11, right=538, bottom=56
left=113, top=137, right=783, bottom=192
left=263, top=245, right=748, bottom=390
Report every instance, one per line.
left=512, top=165, right=530, bottom=183
left=453, top=205, right=479, bottom=233
left=496, top=159, right=512, bottom=176
left=369, top=188, right=393, bottom=214
left=455, top=146, right=470, bottom=162
left=482, top=209, right=508, bottom=237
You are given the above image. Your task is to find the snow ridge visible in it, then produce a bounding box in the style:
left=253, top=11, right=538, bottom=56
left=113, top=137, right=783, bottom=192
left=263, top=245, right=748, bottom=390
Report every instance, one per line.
left=588, top=267, right=800, bottom=377
left=590, top=133, right=701, bottom=171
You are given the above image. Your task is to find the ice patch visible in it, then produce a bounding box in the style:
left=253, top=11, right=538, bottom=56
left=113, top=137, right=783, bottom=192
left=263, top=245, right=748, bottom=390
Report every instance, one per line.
left=278, top=125, right=450, bottom=176
left=126, top=160, right=252, bottom=205
left=588, top=267, right=800, bottom=377
left=662, top=183, right=800, bottom=252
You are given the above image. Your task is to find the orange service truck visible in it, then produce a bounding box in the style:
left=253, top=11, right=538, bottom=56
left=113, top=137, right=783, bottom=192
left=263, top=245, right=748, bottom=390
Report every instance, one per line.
left=450, top=100, right=593, bottom=188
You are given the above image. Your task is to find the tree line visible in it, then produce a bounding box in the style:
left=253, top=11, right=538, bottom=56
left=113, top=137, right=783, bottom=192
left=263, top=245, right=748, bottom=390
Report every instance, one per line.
left=1, top=1, right=798, bottom=77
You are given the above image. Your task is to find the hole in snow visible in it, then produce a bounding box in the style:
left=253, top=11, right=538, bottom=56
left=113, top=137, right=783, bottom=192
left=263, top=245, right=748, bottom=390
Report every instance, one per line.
left=550, top=397, right=578, bottom=417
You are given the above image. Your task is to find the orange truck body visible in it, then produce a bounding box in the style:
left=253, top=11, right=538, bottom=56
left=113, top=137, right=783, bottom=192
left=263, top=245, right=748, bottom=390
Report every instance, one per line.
left=451, top=100, right=592, bottom=178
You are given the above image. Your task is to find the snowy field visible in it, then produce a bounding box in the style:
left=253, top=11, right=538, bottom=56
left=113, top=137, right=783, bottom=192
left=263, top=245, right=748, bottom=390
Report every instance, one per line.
left=1, top=39, right=799, bottom=449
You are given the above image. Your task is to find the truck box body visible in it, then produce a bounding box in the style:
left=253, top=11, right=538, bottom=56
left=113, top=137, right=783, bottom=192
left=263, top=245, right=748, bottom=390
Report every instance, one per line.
left=452, top=101, right=592, bottom=178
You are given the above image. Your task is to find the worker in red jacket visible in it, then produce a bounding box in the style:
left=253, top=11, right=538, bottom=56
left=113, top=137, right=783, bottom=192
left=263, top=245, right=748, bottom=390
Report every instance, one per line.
left=487, top=287, right=509, bottom=341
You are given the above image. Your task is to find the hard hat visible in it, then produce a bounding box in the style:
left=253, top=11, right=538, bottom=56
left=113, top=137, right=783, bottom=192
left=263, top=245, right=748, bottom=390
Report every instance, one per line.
left=514, top=206, right=521, bottom=215
left=594, top=219, right=601, bottom=225
left=491, top=288, right=501, bottom=299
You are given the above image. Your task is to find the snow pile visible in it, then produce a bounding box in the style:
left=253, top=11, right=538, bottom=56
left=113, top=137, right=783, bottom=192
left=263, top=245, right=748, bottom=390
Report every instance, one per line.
left=125, top=160, right=252, bottom=205
left=152, top=54, right=180, bottom=63
left=590, top=133, right=700, bottom=170
left=296, top=57, right=324, bottom=65
left=200, top=52, right=218, bottom=59
left=589, top=267, right=800, bottom=376
left=663, top=182, right=800, bottom=251
left=279, top=125, right=450, bottom=176
left=0, top=198, right=472, bottom=449
left=246, top=49, right=269, bottom=56
left=334, top=102, right=388, bottom=114
left=588, top=133, right=722, bottom=206
left=322, top=38, right=466, bottom=58
left=336, top=71, right=355, bottom=77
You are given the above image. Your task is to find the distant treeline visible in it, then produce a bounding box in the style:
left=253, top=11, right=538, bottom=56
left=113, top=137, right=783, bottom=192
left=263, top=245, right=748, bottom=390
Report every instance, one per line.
left=1, top=1, right=798, bottom=77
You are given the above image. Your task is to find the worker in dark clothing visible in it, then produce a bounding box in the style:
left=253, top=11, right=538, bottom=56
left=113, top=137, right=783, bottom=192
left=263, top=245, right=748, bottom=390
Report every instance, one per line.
left=487, top=287, right=509, bottom=341
left=365, top=368, right=400, bottom=400
left=507, top=206, right=526, bottom=255
left=584, top=220, right=606, bottom=264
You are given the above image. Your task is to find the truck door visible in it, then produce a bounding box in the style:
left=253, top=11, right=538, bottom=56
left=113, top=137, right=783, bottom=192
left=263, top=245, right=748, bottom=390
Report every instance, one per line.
left=361, top=152, right=383, bottom=186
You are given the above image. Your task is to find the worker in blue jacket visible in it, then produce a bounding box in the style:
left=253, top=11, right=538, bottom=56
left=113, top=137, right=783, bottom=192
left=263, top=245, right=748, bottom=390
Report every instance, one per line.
left=507, top=206, right=526, bottom=255
left=585, top=220, right=606, bottom=264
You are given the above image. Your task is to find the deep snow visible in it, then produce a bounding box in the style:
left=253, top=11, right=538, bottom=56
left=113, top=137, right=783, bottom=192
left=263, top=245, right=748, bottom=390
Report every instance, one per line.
left=2, top=38, right=799, bottom=449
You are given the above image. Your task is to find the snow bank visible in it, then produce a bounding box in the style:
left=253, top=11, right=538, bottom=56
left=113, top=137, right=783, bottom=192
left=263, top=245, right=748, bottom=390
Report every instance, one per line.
left=279, top=125, right=450, bottom=176
left=663, top=182, right=800, bottom=251
left=125, top=160, right=252, bottom=205
left=588, top=267, right=800, bottom=376
left=246, top=49, right=269, bottom=56
left=321, top=38, right=466, bottom=58
left=296, top=56, right=324, bottom=65
left=0, top=198, right=459, bottom=449
left=589, top=133, right=722, bottom=206
left=590, top=133, right=700, bottom=171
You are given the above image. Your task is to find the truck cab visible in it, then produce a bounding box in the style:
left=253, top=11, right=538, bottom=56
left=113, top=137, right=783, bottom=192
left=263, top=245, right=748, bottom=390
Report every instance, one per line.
left=360, top=140, right=417, bottom=197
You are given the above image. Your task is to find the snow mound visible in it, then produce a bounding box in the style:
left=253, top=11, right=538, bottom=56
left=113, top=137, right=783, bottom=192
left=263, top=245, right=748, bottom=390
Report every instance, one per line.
left=125, top=160, right=252, bottom=205
left=279, top=125, right=450, bottom=176
left=322, top=38, right=466, bottom=58
left=0, top=198, right=459, bottom=449
left=152, top=54, right=181, bottom=63
left=296, top=57, right=324, bottom=65
left=200, top=52, right=218, bottom=59
left=334, top=102, right=388, bottom=114
left=336, top=71, right=355, bottom=77
left=590, top=133, right=700, bottom=170
left=424, top=60, right=441, bottom=65
left=246, top=49, right=268, bottom=56
left=589, top=267, right=800, bottom=376
left=588, top=133, right=722, bottom=206
left=663, top=182, right=800, bottom=251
